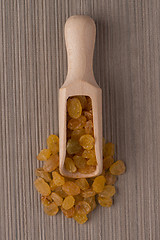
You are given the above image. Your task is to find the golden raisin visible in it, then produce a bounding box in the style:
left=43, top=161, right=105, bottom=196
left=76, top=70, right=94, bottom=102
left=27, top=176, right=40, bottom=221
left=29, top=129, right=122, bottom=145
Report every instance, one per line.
left=85, top=120, right=94, bottom=135
left=54, top=186, right=67, bottom=198
left=74, top=194, right=84, bottom=204
left=82, top=149, right=95, bottom=159
left=66, top=139, right=82, bottom=155
left=34, top=177, right=51, bottom=196
left=43, top=154, right=59, bottom=172
left=46, top=195, right=53, bottom=202
left=43, top=202, right=59, bottom=216
left=75, top=201, right=91, bottom=214
left=37, top=149, right=51, bottom=161
left=76, top=96, right=87, bottom=109
left=81, top=189, right=96, bottom=198
left=83, top=110, right=93, bottom=121
left=68, top=116, right=86, bottom=130
left=75, top=148, right=84, bottom=156
left=87, top=158, right=97, bottom=166
left=103, top=156, right=114, bottom=170
left=35, top=168, right=52, bottom=182
left=79, top=134, right=95, bottom=150
left=62, top=196, right=75, bottom=210
left=75, top=178, right=89, bottom=190
left=98, top=196, right=112, bottom=207
left=73, top=155, right=87, bottom=169
left=49, top=180, right=57, bottom=191
left=41, top=196, right=52, bottom=206
left=62, top=181, right=80, bottom=196
left=61, top=206, right=75, bottom=218
left=85, top=97, right=92, bottom=111
left=47, top=135, right=59, bottom=155
left=103, top=143, right=115, bottom=157
left=67, top=97, right=82, bottom=119
left=51, top=192, right=63, bottom=206
left=92, top=176, right=106, bottom=193
left=52, top=172, right=65, bottom=186
left=109, top=160, right=126, bottom=175
left=71, top=129, right=85, bottom=140
left=99, top=185, right=116, bottom=198
left=78, top=165, right=96, bottom=174
left=84, top=196, right=96, bottom=211
left=105, top=171, right=117, bottom=185
left=74, top=212, right=88, bottom=224
left=65, top=157, right=77, bottom=173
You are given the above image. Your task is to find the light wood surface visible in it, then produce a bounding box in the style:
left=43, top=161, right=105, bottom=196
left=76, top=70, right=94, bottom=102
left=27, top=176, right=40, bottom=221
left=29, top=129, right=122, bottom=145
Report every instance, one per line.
left=0, top=0, right=160, bottom=240
left=59, top=15, right=103, bottom=178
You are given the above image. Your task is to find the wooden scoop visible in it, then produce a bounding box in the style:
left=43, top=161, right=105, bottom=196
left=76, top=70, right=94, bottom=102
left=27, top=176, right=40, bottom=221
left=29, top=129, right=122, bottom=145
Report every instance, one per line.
left=59, top=15, right=103, bottom=178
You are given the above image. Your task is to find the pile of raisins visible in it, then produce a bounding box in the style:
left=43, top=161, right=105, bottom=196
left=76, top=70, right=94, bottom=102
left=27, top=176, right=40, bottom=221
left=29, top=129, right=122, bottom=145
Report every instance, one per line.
left=34, top=96, right=126, bottom=224
left=65, top=96, right=96, bottom=173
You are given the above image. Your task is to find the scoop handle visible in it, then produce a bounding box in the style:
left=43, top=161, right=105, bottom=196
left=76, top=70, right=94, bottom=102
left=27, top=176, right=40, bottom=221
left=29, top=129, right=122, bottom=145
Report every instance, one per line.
left=65, top=15, right=96, bottom=84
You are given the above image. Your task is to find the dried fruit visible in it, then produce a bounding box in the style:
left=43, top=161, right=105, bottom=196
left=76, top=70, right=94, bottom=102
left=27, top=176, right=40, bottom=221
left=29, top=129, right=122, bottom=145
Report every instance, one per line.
left=73, top=155, right=87, bottom=169
left=75, top=201, right=91, bottom=214
left=74, top=212, right=88, bottom=224
left=46, top=195, right=52, bottom=202
left=74, top=194, right=84, bottom=204
left=75, top=178, right=89, bottom=190
left=83, top=110, right=93, bottom=121
left=65, top=157, right=77, bottom=173
left=68, top=116, right=86, bottom=130
left=81, top=189, right=96, bottom=198
left=85, top=97, right=92, bottom=111
left=109, top=160, right=126, bottom=175
left=103, top=156, right=114, bottom=170
left=37, top=149, right=51, bottom=161
left=79, top=134, right=95, bottom=150
left=103, top=143, right=115, bottom=157
left=105, top=171, right=117, bottom=185
left=76, top=96, right=87, bottom=109
left=35, top=168, right=52, bottom=182
left=54, top=186, right=67, bottom=198
left=49, top=180, right=57, bottom=191
left=51, top=192, right=63, bottom=206
left=43, top=154, right=59, bottom=172
left=47, top=135, right=59, bottom=155
left=62, top=196, right=75, bottom=210
left=92, top=176, right=106, bottom=193
left=99, top=185, right=116, bottom=198
left=67, top=97, right=82, bottom=119
left=66, top=139, right=82, bottom=155
left=98, top=196, right=112, bottom=207
left=82, top=149, right=95, bottom=159
left=41, top=196, right=52, bottom=206
left=78, top=165, right=96, bottom=174
left=85, top=120, right=94, bottom=135
left=34, top=106, right=126, bottom=224
left=52, top=172, right=65, bottom=186
left=87, top=158, right=97, bottom=166
left=61, top=206, right=75, bottom=218
left=62, top=181, right=80, bottom=196
left=43, top=202, right=59, bottom=216
left=34, top=177, right=51, bottom=196
left=71, top=129, right=85, bottom=140
left=84, top=196, right=96, bottom=211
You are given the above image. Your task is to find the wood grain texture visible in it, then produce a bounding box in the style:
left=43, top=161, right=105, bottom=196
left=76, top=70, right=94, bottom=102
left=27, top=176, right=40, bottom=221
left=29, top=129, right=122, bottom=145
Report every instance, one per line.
left=0, top=0, right=160, bottom=239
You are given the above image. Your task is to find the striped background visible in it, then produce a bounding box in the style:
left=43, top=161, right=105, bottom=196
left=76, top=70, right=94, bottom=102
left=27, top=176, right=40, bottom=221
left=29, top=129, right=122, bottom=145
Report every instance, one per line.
left=0, top=0, right=160, bottom=239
